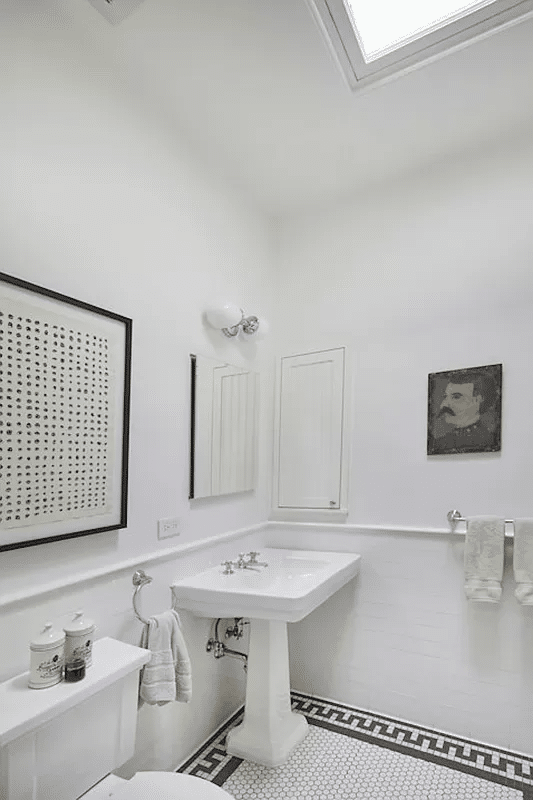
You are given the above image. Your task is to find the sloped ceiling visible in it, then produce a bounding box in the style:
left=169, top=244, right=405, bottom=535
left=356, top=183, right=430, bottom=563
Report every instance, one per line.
left=48, top=0, right=533, bottom=214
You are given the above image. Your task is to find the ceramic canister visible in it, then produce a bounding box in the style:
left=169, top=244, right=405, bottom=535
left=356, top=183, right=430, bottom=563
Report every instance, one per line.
left=29, top=623, right=65, bottom=689
left=63, top=611, right=95, bottom=667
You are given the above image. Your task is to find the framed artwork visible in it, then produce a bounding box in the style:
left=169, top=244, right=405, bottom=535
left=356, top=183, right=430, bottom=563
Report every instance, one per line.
left=0, top=272, right=132, bottom=552
left=427, top=363, right=502, bottom=455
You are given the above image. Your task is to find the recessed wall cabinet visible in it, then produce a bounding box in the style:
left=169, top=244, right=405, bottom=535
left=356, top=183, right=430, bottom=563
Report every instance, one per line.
left=272, top=347, right=348, bottom=520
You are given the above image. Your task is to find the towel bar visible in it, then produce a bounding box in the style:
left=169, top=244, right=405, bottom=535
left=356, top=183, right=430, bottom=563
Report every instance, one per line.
left=447, top=510, right=515, bottom=526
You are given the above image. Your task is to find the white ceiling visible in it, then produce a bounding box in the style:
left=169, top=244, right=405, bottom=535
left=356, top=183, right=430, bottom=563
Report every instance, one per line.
left=82, top=0, right=533, bottom=215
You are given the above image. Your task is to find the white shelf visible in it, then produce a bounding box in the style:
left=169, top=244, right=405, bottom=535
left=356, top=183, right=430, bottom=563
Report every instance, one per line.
left=0, top=637, right=150, bottom=747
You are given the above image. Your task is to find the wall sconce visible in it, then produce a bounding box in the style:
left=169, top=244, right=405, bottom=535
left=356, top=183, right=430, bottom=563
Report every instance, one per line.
left=206, top=303, right=268, bottom=339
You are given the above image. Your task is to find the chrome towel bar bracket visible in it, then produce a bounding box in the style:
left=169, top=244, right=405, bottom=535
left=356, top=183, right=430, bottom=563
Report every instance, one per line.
left=447, top=509, right=515, bottom=527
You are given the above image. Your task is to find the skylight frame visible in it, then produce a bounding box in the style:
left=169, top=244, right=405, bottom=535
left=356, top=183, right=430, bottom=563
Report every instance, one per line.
left=307, top=0, right=533, bottom=90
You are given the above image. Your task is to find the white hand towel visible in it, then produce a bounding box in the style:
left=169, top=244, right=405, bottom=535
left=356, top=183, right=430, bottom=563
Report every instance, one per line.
left=513, top=518, right=533, bottom=605
left=139, top=609, right=192, bottom=706
left=464, top=516, right=505, bottom=602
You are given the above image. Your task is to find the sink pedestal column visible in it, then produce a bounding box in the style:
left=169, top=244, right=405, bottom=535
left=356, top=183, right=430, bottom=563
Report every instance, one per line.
left=226, top=619, right=308, bottom=767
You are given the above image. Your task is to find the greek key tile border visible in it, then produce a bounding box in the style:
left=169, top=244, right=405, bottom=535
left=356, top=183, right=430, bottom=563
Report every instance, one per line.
left=177, top=692, right=533, bottom=796
left=290, top=692, right=533, bottom=795
left=177, top=705, right=245, bottom=786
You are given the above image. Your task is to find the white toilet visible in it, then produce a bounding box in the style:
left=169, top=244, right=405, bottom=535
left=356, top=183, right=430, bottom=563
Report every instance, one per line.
left=0, top=638, right=233, bottom=800
left=82, top=771, right=231, bottom=799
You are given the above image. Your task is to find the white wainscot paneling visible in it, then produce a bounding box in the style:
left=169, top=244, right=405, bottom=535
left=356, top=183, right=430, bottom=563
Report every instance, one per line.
left=268, top=524, right=533, bottom=755
left=0, top=525, right=268, bottom=774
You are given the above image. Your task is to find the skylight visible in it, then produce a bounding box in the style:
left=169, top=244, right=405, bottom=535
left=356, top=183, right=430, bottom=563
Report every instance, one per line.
left=344, top=0, right=498, bottom=60
left=308, top=0, right=533, bottom=89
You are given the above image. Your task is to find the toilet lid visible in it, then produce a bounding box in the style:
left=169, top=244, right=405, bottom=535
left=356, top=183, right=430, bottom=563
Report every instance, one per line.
left=110, top=771, right=233, bottom=799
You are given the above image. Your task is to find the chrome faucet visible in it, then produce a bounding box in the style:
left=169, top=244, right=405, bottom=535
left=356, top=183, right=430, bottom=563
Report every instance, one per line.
left=234, top=553, right=261, bottom=571
left=221, top=552, right=268, bottom=574
left=247, top=551, right=268, bottom=567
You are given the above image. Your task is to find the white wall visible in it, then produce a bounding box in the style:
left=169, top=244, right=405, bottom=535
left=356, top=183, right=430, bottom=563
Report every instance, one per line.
left=3, top=0, right=533, bottom=772
left=275, top=129, right=533, bottom=528
left=274, top=131, right=533, bottom=753
left=0, top=0, right=273, bottom=771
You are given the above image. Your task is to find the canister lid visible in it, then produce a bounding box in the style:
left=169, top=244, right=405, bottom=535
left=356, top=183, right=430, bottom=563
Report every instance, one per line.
left=63, top=610, right=95, bottom=636
left=30, top=622, right=66, bottom=651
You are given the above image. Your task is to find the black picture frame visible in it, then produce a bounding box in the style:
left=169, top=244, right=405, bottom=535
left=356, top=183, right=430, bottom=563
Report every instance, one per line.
left=189, top=354, right=196, bottom=500
left=427, top=363, right=502, bottom=456
left=0, top=272, right=132, bottom=551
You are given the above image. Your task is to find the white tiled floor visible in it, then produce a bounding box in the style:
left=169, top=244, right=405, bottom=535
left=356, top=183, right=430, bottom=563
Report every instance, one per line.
left=179, top=694, right=532, bottom=798
left=222, top=726, right=522, bottom=800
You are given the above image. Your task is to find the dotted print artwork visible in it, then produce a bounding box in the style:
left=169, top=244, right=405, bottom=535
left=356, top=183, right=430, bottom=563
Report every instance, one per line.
left=0, top=298, right=114, bottom=529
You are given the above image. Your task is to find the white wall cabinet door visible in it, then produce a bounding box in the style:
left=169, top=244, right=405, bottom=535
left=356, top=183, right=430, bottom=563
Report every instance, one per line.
left=276, top=347, right=346, bottom=510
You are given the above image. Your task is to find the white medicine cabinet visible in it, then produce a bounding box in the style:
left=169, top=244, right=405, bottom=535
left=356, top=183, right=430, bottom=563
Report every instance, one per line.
left=272, top=347, right=349, bottom=520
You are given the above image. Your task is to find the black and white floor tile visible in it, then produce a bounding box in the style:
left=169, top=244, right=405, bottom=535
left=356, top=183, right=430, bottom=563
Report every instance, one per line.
left=178, top=692, right=533, bottom=799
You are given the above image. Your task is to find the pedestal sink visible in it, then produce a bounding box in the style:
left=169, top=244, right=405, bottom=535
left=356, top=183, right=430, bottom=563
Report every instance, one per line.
left=171, top=548, right=361, bottom=767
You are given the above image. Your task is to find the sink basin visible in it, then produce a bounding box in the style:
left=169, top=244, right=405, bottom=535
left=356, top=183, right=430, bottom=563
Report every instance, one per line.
left=171, top=548, right=360, bottom=622
left=172, top=546, right=361, bottom=768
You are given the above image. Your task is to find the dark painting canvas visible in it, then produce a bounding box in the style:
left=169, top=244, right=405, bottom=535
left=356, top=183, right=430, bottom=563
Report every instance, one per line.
left=427, top=364, right=502, bottom=455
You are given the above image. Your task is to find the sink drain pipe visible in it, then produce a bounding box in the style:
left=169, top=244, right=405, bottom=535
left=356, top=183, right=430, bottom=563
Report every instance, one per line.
left=206, top=618, right=248, bottom=671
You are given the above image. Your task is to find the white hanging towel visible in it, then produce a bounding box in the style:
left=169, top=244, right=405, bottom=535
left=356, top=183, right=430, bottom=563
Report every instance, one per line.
left=464, top=516, right=505, bottom=602
left=513, top=518, right=533, bottom=605
left=139, top=609, right=192, bottom=706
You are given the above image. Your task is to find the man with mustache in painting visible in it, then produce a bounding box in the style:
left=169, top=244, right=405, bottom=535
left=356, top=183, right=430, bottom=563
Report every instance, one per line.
left=430, top=370, right=499, bottom=454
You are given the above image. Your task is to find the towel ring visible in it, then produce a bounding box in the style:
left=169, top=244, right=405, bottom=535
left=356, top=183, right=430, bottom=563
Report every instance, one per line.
left=132, top=569, right=154, bottom=625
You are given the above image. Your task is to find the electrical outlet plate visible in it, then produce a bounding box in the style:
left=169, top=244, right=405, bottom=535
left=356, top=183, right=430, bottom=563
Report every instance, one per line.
left=157, top=517, right=181, bottom=540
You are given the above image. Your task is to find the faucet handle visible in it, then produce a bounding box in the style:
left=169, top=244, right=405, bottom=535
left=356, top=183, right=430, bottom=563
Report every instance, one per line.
left=247, top=551, right=268, bottom=567
left=221, top=560, right=234, bottom=575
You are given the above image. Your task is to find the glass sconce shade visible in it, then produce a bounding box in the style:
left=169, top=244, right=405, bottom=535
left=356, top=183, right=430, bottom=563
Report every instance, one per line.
left=205, top=303, right=268, bottom=339
left=206, top=303, right=243, bottom=330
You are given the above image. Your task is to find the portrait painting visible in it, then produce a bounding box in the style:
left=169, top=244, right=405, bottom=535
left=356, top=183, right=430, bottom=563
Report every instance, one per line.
left=427, top=364, right=502, bottom=455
